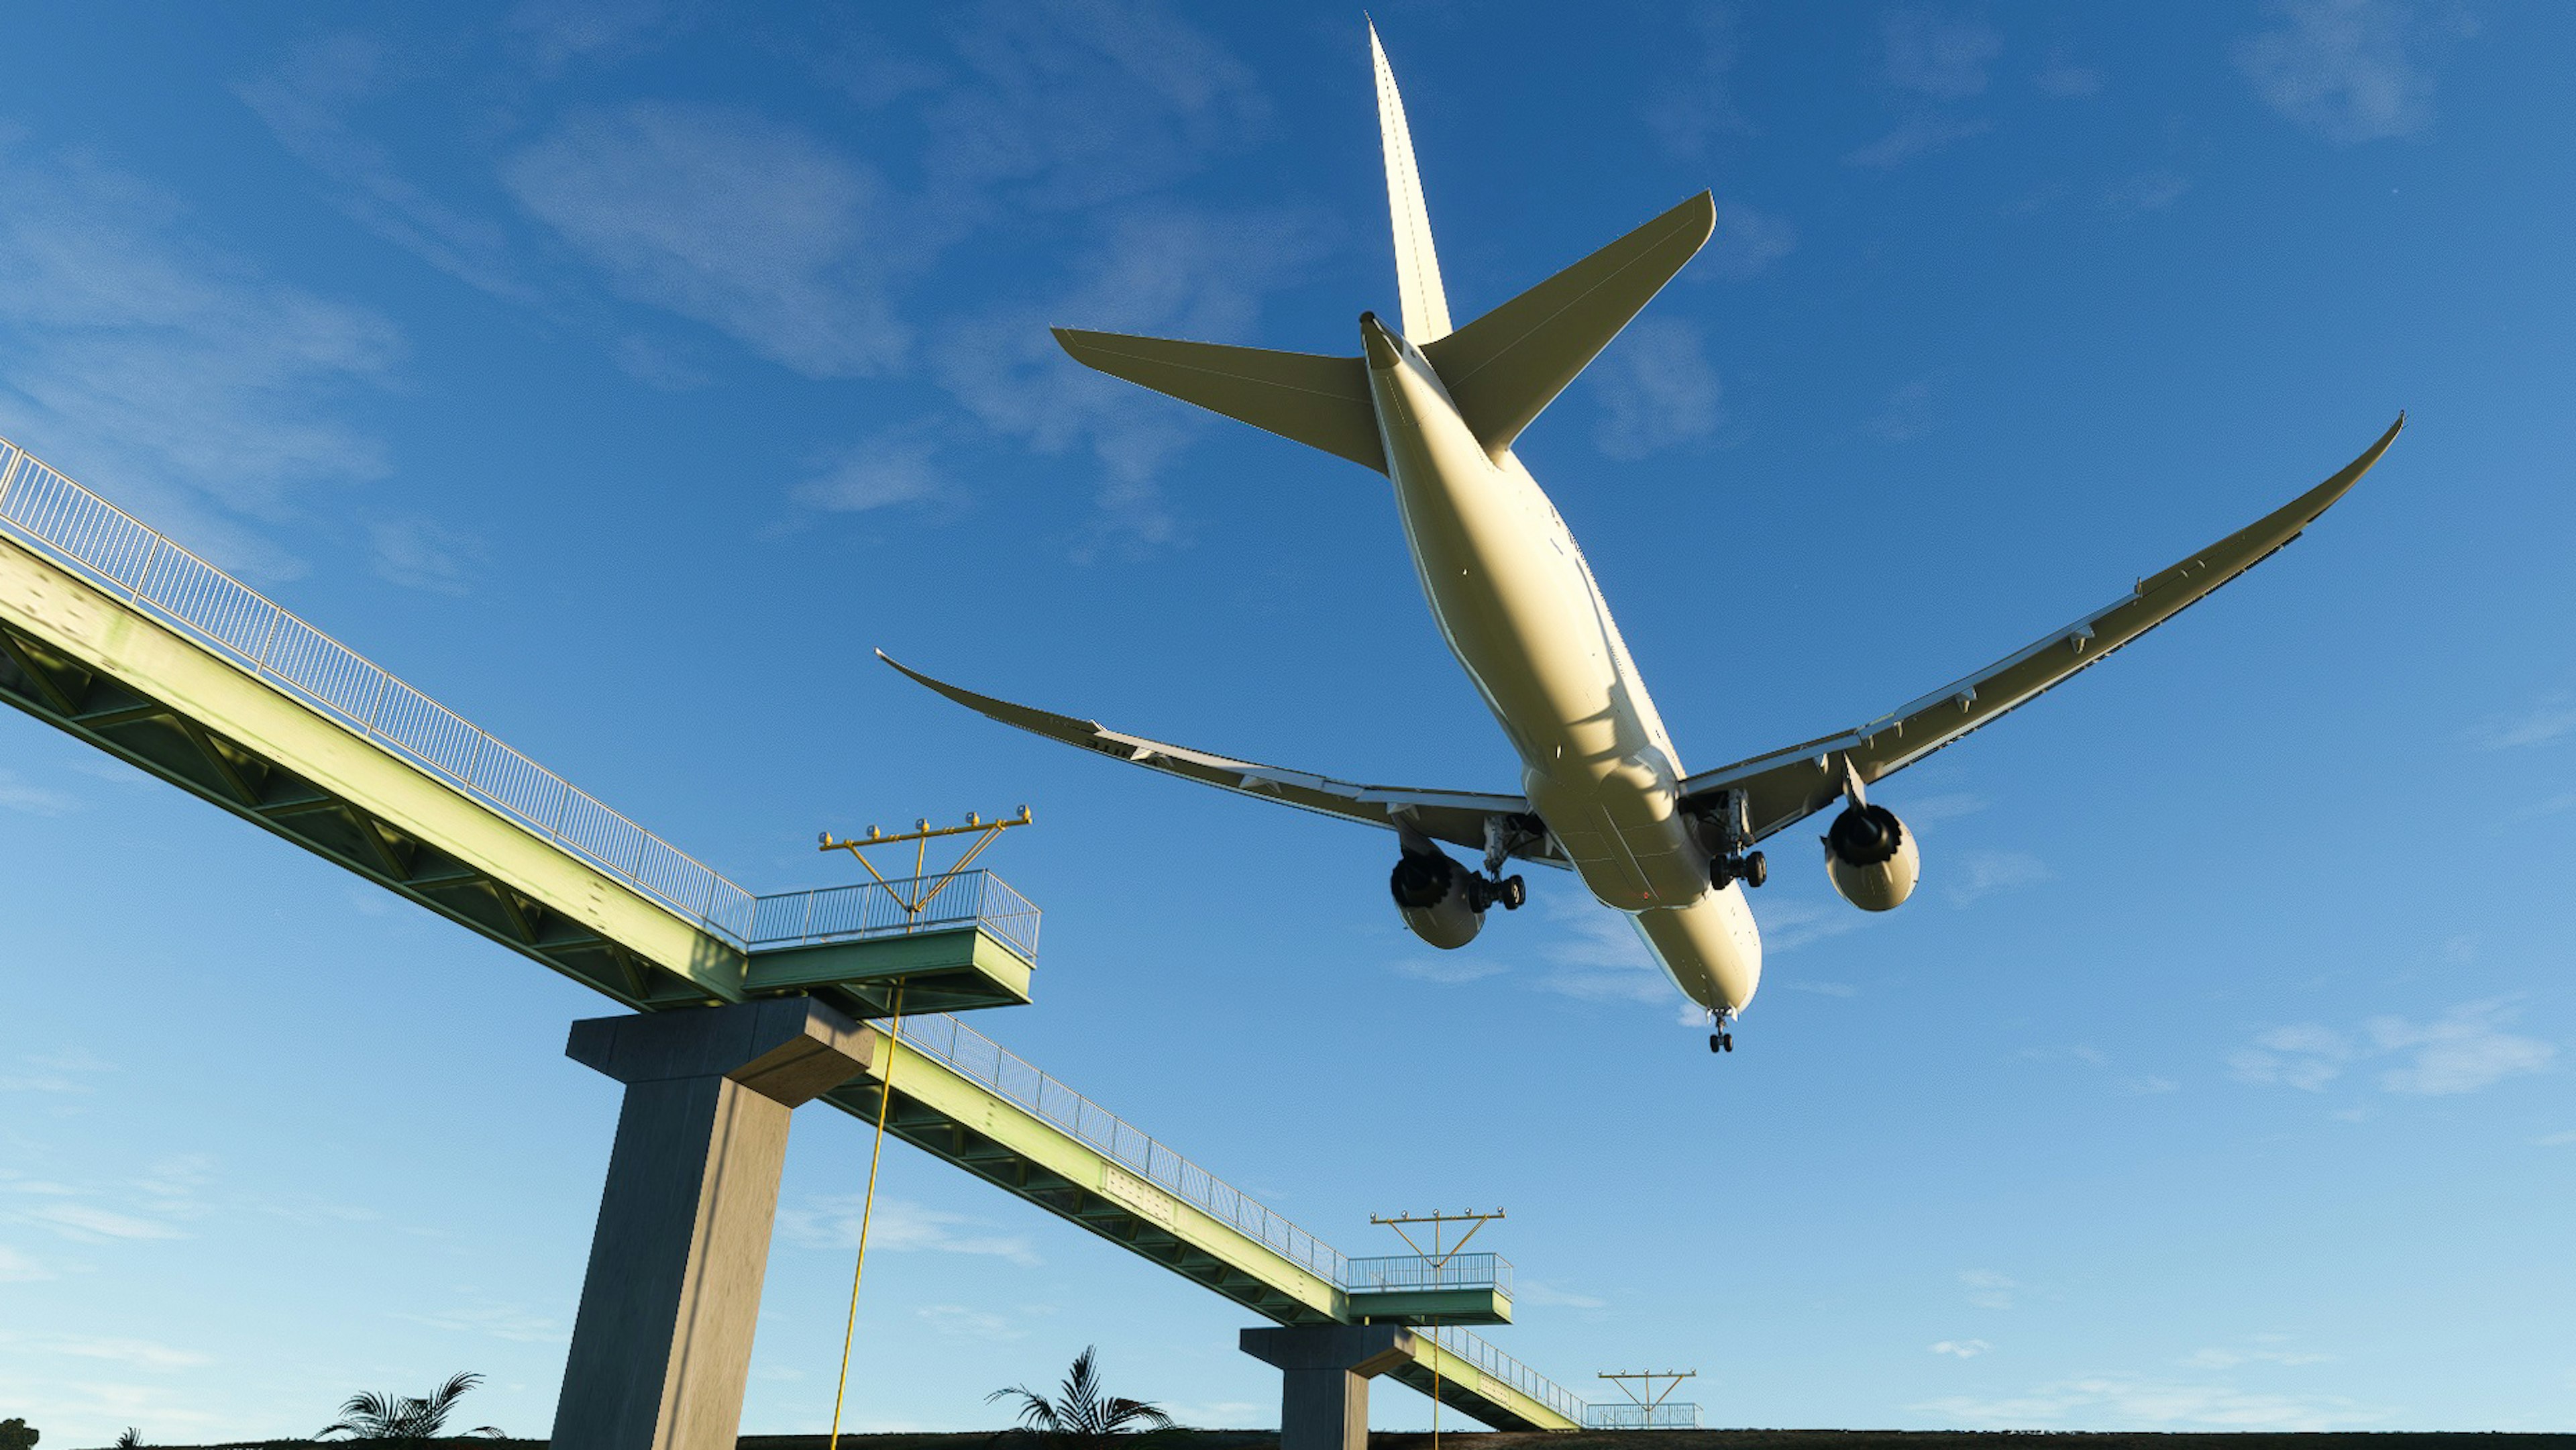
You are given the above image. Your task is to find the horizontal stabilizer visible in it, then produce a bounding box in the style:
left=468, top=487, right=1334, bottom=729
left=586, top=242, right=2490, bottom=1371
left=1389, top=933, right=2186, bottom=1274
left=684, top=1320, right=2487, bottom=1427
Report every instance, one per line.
left=1424, top=191, right=1715, bottom=458
left=1053, top=329, right=1387, bottom=473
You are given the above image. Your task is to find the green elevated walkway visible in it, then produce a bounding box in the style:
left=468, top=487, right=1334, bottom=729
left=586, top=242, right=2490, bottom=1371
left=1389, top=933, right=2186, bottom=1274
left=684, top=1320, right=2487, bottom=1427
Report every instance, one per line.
left=0, top=432, right=1583, bottom=1433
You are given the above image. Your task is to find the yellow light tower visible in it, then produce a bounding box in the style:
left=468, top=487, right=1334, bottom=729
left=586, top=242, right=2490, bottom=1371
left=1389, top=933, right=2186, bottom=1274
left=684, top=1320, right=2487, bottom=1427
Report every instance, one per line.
left=818, top=805, right=1032, bottom=932
left=1369, top=1208, right=1505, bottom=1450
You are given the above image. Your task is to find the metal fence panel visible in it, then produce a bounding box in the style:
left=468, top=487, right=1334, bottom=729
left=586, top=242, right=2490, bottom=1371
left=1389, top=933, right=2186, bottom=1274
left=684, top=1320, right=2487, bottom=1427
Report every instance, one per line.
left=0, top=431, right=758, bottom=947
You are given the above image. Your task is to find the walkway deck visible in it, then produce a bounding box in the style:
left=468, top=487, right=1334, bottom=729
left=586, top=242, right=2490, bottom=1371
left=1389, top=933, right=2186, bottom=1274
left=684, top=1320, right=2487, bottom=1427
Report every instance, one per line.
left=0, top=432, right=1581, bottom=1433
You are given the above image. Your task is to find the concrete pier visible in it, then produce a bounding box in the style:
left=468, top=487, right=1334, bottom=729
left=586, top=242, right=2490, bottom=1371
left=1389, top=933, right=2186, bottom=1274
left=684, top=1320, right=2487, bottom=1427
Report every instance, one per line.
left=552, top=998, right=875, bottom=1450
left=1241, top=1325, right=1418, bottom=1450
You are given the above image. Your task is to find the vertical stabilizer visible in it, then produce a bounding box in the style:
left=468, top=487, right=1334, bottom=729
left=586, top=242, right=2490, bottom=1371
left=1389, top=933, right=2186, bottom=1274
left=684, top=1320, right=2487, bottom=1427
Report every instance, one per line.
left=1370, top=23, right=1452, bottom=342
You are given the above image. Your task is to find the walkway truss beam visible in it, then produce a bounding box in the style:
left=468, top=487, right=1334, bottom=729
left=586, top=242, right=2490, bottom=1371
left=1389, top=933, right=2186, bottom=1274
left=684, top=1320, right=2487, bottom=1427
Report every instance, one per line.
left=0, top=433, right=1581, bottom=1434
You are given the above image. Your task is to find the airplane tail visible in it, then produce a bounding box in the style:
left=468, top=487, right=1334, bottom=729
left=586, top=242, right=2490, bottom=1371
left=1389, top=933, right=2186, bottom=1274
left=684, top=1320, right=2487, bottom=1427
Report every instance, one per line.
left=1047, top=26, right=1713, bottom=470
left=1049, top=329, right=1386, bottom=473
left=1371, top=21, right=1452, bottom=344
left=1423, top=191, right=1713, bottom=459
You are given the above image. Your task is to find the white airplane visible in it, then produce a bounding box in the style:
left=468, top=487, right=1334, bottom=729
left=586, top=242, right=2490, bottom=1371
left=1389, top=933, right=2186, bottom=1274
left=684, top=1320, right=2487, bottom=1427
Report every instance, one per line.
left=883, top=25, right=2402, bottom=1051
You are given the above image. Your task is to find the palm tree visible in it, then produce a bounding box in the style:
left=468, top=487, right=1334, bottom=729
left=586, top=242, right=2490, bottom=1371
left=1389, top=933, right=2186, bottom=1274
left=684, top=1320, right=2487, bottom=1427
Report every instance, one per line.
left=986, top=1346, right=1176, bottom=1450
left=317, top=1371, right=504, bottom=1443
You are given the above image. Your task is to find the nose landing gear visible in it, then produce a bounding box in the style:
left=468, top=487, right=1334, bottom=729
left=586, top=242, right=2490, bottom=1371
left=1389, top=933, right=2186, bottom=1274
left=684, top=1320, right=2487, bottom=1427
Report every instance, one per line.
left=1705, top=1008, right=1735, bottom=1053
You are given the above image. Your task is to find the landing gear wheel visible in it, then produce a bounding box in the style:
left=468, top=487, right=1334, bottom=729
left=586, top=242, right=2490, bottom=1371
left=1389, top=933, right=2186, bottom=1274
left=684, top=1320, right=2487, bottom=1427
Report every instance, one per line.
left=1499, top=874, right=1527, bottom=911
left=1740, top=851, right=1766, bottom=888
left=1722, top=1031, right=1734, bottom=1053
left=1709, top=1032, right=1723, bottom=1053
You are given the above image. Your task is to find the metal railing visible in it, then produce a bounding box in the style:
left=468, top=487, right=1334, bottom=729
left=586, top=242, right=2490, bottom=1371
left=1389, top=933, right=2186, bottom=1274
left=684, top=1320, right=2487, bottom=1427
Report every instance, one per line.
left=1584, top=1403, right=1703, bottom=1430
left=1346, top=1252, right=1513, bottom=1298
left=1424, top=1326, right=1589, bottom=1422
left=749, top=871, right=1039, bottom=962
left=894, top=1011, right=1584, bottom=1421
left=0, top=433, right=761, bottom=944
left=895, top=1011, right=1350, bottom=1286
left=0, top=433, right=1595, bottom=1422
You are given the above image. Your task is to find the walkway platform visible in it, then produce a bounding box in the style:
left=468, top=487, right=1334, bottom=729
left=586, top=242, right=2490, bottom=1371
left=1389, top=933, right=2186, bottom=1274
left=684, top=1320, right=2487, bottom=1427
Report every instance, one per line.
left=0, top=432, right=1582, bottom=1433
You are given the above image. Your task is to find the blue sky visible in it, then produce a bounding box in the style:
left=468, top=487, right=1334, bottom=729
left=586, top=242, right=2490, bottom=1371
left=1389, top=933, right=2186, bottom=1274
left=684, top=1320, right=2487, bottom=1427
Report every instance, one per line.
left=3, top=0, right=2573, bottom=1439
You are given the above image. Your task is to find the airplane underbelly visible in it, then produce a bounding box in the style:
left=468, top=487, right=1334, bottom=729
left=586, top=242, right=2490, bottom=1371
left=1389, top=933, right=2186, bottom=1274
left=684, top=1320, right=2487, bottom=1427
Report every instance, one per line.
left=1633, top=892, right=1762, bottom=1014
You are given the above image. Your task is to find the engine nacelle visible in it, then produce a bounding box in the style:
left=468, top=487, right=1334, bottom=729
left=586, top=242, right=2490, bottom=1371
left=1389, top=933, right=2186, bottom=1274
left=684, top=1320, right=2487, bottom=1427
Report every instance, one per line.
left=1824, top=802, right=1919, bottom=912
left=1390, top=847, right=1485, bottom=949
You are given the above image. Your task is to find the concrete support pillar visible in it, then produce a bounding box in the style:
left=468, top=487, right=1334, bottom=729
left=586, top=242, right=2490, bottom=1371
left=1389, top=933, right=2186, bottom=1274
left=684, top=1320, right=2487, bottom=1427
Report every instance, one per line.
left=551, top=998, right=875, bottom=1450
left=1241, top=1325, right=1417, bottom=1450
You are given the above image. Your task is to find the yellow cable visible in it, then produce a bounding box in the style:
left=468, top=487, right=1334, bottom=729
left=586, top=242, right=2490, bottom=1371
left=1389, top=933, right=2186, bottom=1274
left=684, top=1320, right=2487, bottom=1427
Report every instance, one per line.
left=826, top=984, right=904, bottom=1450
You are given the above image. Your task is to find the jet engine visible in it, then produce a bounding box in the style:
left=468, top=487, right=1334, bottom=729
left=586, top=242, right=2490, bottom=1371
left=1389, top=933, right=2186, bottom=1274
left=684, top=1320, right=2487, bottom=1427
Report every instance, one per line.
left=1390, top=845, right=1486, bottom=949
left=1824, top=802, right=1919, bottom=912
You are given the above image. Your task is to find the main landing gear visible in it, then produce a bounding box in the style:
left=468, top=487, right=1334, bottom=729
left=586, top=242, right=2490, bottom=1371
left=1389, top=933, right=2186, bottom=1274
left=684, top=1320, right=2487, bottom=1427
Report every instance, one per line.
left=1468, top=873, right=1526, bottom=912
left=1711, top=851, right=1766, bottom=890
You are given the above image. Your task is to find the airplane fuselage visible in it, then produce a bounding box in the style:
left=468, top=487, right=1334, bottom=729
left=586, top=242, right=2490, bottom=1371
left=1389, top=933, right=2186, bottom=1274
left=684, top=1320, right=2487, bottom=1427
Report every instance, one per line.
left=1360, top=314, right=1762, bottom=1014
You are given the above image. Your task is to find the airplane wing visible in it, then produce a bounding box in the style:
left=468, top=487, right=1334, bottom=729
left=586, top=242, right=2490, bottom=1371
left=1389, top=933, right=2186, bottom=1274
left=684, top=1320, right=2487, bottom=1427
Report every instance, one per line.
left=877, top=652, right=1571, bottom=870
left=1676, top=415, right=2405, bottom=844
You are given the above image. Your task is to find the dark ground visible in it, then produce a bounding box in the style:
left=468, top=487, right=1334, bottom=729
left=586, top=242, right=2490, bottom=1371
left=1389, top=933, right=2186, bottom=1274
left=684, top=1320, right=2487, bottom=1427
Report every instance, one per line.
left=117, top=1433, right=2576, bottom=1450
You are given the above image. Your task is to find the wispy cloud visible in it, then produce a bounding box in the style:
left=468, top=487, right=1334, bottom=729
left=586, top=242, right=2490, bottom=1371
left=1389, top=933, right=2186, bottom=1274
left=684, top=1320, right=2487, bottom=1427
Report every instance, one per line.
left=0, top=1245, right=54, bottom=1282
left=1590, top=317, right=1723, bottom=460
left=0, top=770, right=80, bottom=819
left=1518, top=1278, right=1609, bottom=1310
left=504, top=0, right=685, bottom=71
left=2234, top=0, right=2442, bottom=145
left=398, top=1300, right=566, bottom=1343
left=778, top=1195, right=1039, bottom=1266
left=2234, top=1000, right=2554, bottom=1096
left=1646, top=5, right=1754, bottom=159
left=1960, top=1268, right=2019, bottom=1310
left=2369, top=1000, right=2555, bottom=1095
left=2465, top=693, right=2576, bottom=750
left=1931, top=1339, right=1992, bottom=1358
left=2182, top=1345, right=2332, bottom=1369
left=1917, top=1374, right=2379, bottom=1429
left=504, top=102, right=911, bottom=380
left=235, top=34, right=533, bottom=303
left=2231, top=1022, right=2357, bottom=1090
left=369, top=517, right=489, bottom=595
left=929, top=202, right=1336, bottom=553
left=2532, top=1129, right=2576, bottom=1147
left=2035, top=50, right=2104, bottom=99
left=1392, top=955, right=1508, bottom=986
left=1702, top=201, right=1799, bottom=282
left=0, top=141, right=402, bottom=580
left=1845, top=114, right=1992, bottom=169
left=1905, top=790, right=1990, bottom=823
left=1759, top=896, right=1864, bottom=953
left=916, top=1304, right=1028, bottom=1341
left=1530, top=904, right=1670, bottom=1004
left=2104, top=170, right=2192, bottom=214
left=793, top=427, right=950, bottom=515
left=1882, top=8, right=2004, bottom=100
left=1947, top=849, right=2051, bottom=907
left=16, top=1202, right=191, bottom=1243
left=1866, top=379, right=1938, bottom=441
left=3, top=1333, right=213, bottom=1371
left=1846, top=7, right=2000, bottom=168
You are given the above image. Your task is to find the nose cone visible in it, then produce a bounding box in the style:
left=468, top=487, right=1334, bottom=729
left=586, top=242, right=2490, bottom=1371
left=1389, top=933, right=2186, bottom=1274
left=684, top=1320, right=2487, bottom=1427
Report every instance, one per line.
left=1360, top=311, right=1403, bottom=371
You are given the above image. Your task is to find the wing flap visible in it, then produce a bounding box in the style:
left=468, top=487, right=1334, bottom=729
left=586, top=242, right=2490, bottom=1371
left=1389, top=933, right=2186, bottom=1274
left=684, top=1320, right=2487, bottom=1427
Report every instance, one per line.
left=879, top=653, right=1567, bottom=869
left=1678, top=415, right=2405, bottom=842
